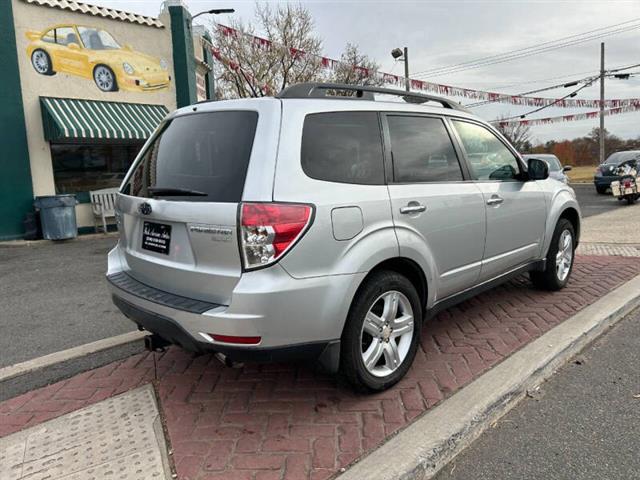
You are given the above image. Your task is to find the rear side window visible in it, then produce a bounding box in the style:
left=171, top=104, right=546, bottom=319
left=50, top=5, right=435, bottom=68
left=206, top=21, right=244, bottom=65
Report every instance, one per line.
left=387, top=116, right=463, bottom=182
left=123, top=111, right=258, bottom=202
left=301, top=112, right=385, bottom=185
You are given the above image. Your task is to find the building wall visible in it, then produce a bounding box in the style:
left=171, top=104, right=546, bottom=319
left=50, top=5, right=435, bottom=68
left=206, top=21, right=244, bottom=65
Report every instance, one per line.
left=11, top=0, right=178, bottom=228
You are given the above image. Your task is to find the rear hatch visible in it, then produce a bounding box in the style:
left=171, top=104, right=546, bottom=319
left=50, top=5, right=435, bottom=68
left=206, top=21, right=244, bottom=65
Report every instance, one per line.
left=116, top=101, right=279, bottom=305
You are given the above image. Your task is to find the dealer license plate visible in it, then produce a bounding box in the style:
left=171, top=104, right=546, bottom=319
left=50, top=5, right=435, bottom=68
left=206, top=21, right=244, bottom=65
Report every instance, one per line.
left=142, top=221, right=172, bottom=255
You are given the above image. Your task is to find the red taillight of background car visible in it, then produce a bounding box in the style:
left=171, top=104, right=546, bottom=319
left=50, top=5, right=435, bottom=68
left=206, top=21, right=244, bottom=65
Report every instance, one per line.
left=623, top=179, right=632, bottom=188
left=239, top=202, right=313, bottom=270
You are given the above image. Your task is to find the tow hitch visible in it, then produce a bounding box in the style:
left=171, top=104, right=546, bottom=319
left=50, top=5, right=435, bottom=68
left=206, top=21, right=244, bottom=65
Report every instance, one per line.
left=144, top=334, right=170, bottom=353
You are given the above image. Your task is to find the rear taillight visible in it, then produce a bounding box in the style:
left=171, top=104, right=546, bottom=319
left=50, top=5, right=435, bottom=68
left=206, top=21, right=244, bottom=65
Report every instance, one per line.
left=239, top=202, right=313, bottom=270
left=624, top=179, right=632, bottom=188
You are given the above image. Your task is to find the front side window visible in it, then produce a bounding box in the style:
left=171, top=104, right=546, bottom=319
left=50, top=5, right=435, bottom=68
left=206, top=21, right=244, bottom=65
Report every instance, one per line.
left=123, top=111, right=258, bottom=203
left=77, top=27, right=121, bottom=50
left=387, top=116, right=463, bottom=182
left=55, top=27, right=79, bottom=47
left=301, top=112, right=385, bottom=185
left=453, top=120, right=521, bottom=181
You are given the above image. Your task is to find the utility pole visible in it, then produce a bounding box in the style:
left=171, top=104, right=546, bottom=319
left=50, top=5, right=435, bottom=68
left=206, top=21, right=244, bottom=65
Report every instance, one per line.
left=403, top=47, right=410, bottom=92
left=599, top=42, right=605, bottom=164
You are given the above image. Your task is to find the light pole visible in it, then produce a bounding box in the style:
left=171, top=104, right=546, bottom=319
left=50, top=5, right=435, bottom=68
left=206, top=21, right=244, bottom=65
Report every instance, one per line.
left=191, top=8, right=235, bottom=23
left=190, top=8, right=235, bottom=101
left=391, top=47, right=410, bottom=91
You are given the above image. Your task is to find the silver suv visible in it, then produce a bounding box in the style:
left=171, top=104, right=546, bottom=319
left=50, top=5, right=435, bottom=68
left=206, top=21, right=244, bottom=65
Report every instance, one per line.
left=108, top=83, right=580, bottom=391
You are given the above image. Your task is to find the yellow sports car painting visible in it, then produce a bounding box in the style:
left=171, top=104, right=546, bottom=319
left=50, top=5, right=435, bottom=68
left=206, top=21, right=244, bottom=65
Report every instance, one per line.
left=26, top=24, right=171, bottom=92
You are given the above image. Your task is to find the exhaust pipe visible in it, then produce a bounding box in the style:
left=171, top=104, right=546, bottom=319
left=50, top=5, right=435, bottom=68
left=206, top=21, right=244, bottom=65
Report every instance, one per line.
left=144, top=334, right=171, bottom=352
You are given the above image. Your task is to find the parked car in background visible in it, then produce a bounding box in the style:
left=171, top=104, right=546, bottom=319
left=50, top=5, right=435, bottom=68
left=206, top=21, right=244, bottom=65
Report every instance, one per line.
left=522, top=154, right=571, bottom=184
left=594, top=150, right=640, bottom=194
left=26, top=24, right=171, bottom=92
left=107, top=83, right=581, bottom=392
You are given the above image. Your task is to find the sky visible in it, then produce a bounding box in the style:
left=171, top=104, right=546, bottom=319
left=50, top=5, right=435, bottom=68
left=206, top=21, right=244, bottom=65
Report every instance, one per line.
left=98, top=0, right=639, bottom=143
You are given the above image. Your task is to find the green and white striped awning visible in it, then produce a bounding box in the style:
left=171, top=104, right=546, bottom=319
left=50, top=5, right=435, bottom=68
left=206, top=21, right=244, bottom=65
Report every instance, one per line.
left=40, top=96, right=168, bottom=142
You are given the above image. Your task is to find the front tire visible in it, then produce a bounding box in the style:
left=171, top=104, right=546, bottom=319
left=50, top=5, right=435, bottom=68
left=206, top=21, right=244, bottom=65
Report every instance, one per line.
left=340, top=271, right=422, bottom=392
left=93, top=65, right=118, bottom=92
left=530, top=218, right=576, bottom=291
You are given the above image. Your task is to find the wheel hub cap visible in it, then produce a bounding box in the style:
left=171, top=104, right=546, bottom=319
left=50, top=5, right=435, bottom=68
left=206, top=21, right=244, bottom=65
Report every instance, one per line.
left=555, top=229, right=573, bottom=281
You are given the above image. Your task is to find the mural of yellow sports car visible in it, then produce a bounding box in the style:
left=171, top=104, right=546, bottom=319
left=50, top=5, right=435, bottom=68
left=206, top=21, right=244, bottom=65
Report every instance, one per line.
left=26, top=24, right=171, bottom=93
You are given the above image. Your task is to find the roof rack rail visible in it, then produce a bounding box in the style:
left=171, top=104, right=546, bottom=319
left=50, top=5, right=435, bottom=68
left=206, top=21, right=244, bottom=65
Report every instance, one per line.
left=276, top=82, right=470, bottom=113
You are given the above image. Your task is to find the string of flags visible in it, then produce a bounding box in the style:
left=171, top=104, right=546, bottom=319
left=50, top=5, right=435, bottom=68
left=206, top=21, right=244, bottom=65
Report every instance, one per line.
left=213, top=23, right=640, bottom=115
left=493, top=103, right=640, bottom=127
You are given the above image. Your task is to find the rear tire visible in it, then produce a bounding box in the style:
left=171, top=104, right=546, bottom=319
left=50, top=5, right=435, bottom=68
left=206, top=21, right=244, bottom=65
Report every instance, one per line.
left=595, top=186, right=608, bottom=194
left=530, top=218, right=576, bottom=291
left=340, top=270, right=422, bottom=392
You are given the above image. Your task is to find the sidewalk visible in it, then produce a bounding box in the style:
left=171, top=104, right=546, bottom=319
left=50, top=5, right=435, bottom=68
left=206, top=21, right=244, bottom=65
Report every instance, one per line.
left=2, top=255, right=639, bottom=480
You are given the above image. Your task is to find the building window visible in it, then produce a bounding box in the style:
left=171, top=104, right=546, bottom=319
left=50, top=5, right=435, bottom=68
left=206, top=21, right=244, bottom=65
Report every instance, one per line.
left=51, top=143, right=143, bottom=195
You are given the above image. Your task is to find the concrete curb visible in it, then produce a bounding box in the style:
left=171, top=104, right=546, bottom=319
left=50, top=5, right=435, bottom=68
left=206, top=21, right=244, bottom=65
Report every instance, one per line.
left=338, top=274, right=640, bottom=480
left=0, top=331, right=148, bottom=383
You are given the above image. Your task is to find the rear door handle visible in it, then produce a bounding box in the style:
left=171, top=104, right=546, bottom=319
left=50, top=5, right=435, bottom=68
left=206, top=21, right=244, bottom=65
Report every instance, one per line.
left=400, top=203, right=427, bottom=214
left=486, top=196, right=504, bottom=206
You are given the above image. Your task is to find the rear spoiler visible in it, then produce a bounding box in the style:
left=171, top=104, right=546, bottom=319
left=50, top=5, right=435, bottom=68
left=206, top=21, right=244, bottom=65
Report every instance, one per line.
left=25, top=30, right=42, bottom=41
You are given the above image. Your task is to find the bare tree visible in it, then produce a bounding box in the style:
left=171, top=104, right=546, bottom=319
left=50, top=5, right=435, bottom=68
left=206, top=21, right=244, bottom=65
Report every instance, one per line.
left=495, top=116, right=532, bottom=152
left=329, top=43, right=382, bottom=86
left=211, top=4, right=384, bottom=99
left=211, top=4, right=323, bottom=98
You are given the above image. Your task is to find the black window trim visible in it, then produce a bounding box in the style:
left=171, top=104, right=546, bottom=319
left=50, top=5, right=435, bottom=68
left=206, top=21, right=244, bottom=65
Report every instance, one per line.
left=446, top=117, right=528, bottom=183
left=299, top=110, right=387, bottom=186
left=380, top=112, right=472, bottom=185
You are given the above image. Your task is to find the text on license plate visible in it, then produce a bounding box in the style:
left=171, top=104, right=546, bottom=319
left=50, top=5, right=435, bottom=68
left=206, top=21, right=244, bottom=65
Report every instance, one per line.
left=142, top=221, right=171, bottom=255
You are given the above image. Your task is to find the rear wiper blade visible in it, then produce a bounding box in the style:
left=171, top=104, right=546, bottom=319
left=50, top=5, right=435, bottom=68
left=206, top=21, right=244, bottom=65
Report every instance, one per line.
left=148, top=187, right=207, bottom=197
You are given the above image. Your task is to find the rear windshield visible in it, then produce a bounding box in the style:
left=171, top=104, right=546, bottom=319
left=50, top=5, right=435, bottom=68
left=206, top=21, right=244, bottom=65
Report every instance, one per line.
left=122, top=111, right=258, bottom=202
left=605, top=151, right=640, bottom=164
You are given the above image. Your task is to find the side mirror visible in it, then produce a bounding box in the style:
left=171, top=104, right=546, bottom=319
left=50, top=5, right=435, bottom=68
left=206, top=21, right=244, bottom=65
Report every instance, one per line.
left=562, top=165, right=573, bottom=172
left=527, top=158, right=549, bottom=181
left=68, top=42, right=80, bottom=50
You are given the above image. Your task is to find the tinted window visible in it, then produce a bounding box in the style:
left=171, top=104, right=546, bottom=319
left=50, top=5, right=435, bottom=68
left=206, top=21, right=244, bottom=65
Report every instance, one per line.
left=387, top=116, right=462, bottom=182
left=123, top=111, right=258, bottom=202
left=453, top=121, right=520, bottom=181
left=301, top=112, right=384, bottom=185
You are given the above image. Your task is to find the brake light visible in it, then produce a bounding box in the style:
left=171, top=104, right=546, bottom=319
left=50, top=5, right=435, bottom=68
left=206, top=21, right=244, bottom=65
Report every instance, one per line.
left=624, top=179, right=632, bottom=188
left=240, top=202, right=313, bottom=270
left=211, top=334, right=261, bottom=345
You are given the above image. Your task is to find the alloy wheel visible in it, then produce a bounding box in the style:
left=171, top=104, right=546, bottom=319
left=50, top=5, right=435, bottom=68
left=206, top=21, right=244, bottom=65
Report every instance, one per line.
left=555, top=229, right=573, bottom=281
left=94, top=66, right=115, bottom=91
left=360, top=290, right=414, bottom=377
left=32, top=51, right=49, bottom=73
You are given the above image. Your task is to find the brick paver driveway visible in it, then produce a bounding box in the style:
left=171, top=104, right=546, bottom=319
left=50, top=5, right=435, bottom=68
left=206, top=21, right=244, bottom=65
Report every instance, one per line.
left=1, top=255, right=639, bottom=480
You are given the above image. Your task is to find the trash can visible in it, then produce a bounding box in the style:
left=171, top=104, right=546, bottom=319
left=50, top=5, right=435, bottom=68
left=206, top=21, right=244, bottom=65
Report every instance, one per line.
left=33, top=195, right=78, bottom=240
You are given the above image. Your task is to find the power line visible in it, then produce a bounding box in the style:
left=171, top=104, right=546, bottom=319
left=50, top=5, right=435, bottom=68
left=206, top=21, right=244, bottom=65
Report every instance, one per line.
left=494, top=80, right=597, bottom=122
left=410, top=19, right=640, bottom=78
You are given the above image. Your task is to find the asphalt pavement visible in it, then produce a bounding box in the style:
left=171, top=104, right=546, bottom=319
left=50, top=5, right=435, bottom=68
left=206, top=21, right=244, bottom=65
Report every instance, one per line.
left=435, top=307, right=640, bottom=480
left=0, top=235, right=135, bottom=368
left=572, top=183, right=621, bottom=218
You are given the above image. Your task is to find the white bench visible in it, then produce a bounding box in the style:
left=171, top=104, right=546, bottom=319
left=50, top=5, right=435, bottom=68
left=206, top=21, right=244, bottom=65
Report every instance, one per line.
left=90, top=188, right=119, bottom=233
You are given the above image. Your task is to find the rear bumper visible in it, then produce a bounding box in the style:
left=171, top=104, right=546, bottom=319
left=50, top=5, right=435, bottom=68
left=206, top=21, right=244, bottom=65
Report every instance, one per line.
left=107, top=249, right=363, bottom=366
left=594, top=176, right=618, bottom=187
left=112, top=295, right=335, bottom=363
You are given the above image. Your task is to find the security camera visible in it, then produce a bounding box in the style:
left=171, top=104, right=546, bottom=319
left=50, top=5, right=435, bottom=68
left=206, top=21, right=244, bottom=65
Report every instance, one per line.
left=391, top=48, right=404, bottom=59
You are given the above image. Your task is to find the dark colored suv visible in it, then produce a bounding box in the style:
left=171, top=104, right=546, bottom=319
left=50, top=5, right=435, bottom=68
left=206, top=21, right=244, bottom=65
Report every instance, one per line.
left=594, top=151, right=640, bottom=194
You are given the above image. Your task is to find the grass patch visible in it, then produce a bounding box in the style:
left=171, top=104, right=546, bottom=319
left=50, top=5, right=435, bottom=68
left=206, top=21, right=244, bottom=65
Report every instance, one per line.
left=567, top=166, right=596, bottom=183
